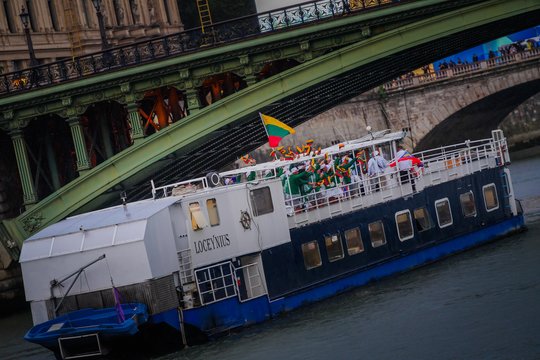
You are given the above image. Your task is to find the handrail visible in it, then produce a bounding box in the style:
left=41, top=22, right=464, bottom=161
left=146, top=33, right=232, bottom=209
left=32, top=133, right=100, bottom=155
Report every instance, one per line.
left=281, top=135, right=506, bottom=226
left=383, top=47, right=540, bottom=92
left=0, top=0, right=401, bottom=96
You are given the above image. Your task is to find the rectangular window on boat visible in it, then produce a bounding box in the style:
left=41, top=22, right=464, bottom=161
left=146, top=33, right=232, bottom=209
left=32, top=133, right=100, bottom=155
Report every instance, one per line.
left=325, top=234, right=344, bottom=262
left=483, top=184, right=499, bottom=212
left=206, top=198, right=220, bottom=226
left=460, top=191, right=477, bottom=218
left=414, top=207, right=433, bottom=232
left=302, top=241, right=322, bottom=269
left=395, top=210, right=414, bottom=241
left=189, top=202, right=208, bottom=231
left=250, top=187, right=274, bottom=216
left=369, top=221, right=386, bottom=247
left=195, top=263, right=236, bottom=305
left=435, top=198, right=453, bottom=228
left=344, top=228, right=364, bottom=255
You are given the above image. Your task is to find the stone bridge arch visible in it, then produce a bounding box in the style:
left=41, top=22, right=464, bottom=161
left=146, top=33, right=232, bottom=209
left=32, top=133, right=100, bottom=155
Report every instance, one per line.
left=390, top=58, right=540, bottom=150
left=415, top=79, right=540, bottom=151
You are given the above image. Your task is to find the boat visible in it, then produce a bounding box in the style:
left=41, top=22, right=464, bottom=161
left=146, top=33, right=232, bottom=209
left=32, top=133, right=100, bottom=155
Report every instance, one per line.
left=20, top=128, right=525, bottom=358
left=24, top=303, right=148, bottom=358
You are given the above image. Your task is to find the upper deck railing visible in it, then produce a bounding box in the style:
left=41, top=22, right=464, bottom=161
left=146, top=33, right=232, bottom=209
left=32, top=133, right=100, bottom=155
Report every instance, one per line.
left=283, top=131, right=509, bottom=227
left=152, top=130, right=509, bottom=229
left=1, top=0, right=398, bottom=96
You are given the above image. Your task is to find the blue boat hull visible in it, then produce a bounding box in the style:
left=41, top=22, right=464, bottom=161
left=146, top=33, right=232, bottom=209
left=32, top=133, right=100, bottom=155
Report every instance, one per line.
left=181, top=215, right=525, bottom=335
left=25, top=303, right=148, bottom=351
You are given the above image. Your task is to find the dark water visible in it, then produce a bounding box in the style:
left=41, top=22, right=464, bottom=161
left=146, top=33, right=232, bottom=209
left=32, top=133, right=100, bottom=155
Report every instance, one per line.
left=3, top=155, right=540, bottom=360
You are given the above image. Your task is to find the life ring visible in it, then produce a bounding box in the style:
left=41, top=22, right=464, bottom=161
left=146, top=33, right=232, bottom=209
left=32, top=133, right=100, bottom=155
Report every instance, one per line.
left=240, top=210, right=251, bottom=230
left=206, top=172, right=221, bottom=187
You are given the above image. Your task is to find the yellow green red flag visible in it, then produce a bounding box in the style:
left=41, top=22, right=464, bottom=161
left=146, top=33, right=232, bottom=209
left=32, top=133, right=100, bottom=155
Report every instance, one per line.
left=259, top=113, right=296, bottom=148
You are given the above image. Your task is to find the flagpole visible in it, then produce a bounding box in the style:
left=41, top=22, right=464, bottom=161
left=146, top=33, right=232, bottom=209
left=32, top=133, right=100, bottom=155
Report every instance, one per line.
left=259, top=112, right=271, bottom=139
left=260, top=112, right=277, bottom=160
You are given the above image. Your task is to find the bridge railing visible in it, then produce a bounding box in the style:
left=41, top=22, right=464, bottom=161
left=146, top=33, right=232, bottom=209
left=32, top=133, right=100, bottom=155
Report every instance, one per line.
left=383, top=47, right=540, bottom=91
left=0, top=0, right=399, bottom=97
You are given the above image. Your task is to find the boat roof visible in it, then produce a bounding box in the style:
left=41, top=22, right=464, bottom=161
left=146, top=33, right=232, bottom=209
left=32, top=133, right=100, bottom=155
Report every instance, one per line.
left=25, top=196, right=179, bottom=242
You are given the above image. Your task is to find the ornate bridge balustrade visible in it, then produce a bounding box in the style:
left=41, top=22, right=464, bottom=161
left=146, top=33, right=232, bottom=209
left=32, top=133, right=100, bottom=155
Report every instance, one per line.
left=384, top=48, right=540, bottom=91
left=0, top=0, right=399, bottom=97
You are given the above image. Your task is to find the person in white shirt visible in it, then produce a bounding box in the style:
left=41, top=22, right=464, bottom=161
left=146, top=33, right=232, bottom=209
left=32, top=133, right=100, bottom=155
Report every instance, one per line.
left=367, top=150, right=388, bottom=191
left=392, top=144, right=423, bottom=192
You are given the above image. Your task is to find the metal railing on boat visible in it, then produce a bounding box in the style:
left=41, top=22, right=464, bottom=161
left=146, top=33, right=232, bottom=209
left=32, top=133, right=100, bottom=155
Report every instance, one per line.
left=285, top=131, right=508, bottom=228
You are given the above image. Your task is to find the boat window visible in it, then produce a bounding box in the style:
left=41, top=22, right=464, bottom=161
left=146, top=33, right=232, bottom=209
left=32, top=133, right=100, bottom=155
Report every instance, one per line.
left=483, top=184, right=499, bottom=212
left=195, top=263, right=236, bottom=305
left=302, top=241, right=322, bottom=270
left=206, top=198, right=220, bottom=226
left=189, top=202, right=208, bottom=231
left=414, top=207, right=433, bottom=232
left=325, top=234, right=344, bottom=262
left=460, top=191, right=477, bottom=218
left=435, top=198, right=453, bottom=228
left=368, top=221, right=386, bottom=247
left=250, top=187, right=274, bottom=216
left=395, top=210, right=414, bottom=241
left=344, top=228, right=364, bottom=255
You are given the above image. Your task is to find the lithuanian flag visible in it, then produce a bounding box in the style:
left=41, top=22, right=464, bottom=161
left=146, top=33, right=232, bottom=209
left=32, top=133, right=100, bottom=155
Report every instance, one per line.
left=259, top=113, right=296, bottom=148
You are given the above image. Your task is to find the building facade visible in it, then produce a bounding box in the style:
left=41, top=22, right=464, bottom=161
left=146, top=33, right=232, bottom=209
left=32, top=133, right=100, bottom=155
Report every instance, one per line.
left=0, top=0, right=185, bottom=74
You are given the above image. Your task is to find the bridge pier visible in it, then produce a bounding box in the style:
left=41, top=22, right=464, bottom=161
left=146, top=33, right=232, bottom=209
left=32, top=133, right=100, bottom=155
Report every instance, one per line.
left=126, top=103, right=145, bottom=143
left=10, top=130, right=37, bottom=208
left=67, top=117, right=92, bottom=173
left=186, top=88, right=203, bottom=115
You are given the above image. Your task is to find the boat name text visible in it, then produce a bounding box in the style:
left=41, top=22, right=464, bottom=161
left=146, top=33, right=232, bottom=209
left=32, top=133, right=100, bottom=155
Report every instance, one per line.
left=194, top=234, right=231, bottom=254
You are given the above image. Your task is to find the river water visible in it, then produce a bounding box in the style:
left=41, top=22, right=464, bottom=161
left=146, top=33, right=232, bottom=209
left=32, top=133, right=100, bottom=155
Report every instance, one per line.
left=2, top=154, right=540, bottom=360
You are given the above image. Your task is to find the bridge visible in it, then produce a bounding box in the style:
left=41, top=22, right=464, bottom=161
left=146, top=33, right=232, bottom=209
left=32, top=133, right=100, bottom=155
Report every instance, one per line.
left=0, top=0, right=539, bottom=262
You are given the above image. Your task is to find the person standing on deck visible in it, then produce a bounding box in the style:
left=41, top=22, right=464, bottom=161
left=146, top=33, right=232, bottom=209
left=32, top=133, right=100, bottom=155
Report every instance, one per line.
left=390, top=144, right=423, bottom=192
left=284, top=167, right=312, bottom=209
left=335, top=155, right=356, bottom=197
left=368, top=150, right=388, bottom=192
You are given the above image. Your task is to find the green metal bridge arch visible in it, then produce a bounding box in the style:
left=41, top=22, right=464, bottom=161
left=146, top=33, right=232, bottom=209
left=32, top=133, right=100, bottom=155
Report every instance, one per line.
left=1, top=0, right=539, bottom=254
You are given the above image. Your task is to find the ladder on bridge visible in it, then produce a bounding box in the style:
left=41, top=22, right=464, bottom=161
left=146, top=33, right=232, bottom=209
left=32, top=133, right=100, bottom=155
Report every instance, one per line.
left=197, top=0, right=213, bottom=34
left=63, top=0, right=83, bottom=59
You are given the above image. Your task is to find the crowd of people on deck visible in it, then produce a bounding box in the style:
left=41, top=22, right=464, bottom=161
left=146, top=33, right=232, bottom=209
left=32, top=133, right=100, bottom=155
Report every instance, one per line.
left=225, top=141, right=425, bottom=211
